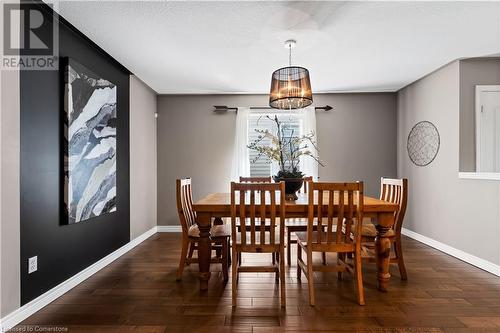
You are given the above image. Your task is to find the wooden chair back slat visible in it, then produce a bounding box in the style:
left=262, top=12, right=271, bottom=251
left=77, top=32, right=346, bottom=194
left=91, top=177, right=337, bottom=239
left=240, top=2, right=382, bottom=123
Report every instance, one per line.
left=176, top=178, right=197, bottom=235
left=270, top=190, right=276, bottom=245
left=379, top=177, right=408, bottom=233
left=327, top=190, right=334, bottom=243
left=317, top=189, right=323, bottom=243
left=336, top=190, right=344, bottom=244
left=347, top=190, right=354, bottom=244
left=250, top=190, right=256, bottom=244
left=231, top=182, right=285, bottom=248
left=259, top=190, right=266, bottom=245
left=380, top=184, right=384, bottom=201
left=308, top=182, right=364, bottom=247
left=301, top=176, right=313, bottom=193
left=239, top=189, right=247, bottom=245
left=239, top=176, right=272, bottom=183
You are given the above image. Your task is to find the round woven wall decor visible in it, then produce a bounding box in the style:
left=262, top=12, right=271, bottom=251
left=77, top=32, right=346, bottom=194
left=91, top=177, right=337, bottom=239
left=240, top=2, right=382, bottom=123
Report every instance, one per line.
left=407, top=121, right=440, bottom=166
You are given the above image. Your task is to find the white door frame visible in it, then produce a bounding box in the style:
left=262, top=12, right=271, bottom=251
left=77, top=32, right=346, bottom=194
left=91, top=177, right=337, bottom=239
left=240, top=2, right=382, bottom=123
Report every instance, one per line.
left=475, top=85, right=500, bottom=172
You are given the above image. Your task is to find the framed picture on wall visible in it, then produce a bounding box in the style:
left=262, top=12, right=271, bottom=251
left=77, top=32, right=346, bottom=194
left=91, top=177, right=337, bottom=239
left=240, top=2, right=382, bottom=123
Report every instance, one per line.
left=63, top=58, right=117, bottom=224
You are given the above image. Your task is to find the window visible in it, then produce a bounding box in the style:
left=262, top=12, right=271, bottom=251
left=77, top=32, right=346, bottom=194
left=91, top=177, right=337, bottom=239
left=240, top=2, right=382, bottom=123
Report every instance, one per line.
left=248, top=112, right=303, bottom=177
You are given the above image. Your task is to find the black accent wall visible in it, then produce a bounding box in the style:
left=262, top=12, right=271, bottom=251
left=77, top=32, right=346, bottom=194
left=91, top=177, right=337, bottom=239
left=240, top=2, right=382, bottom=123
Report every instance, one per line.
left=20, top=2, right=130, bottom=304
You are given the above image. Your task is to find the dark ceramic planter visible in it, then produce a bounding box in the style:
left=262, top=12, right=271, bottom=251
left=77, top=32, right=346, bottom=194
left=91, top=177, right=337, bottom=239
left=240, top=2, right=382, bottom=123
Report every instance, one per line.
left=273, top=176, right=303, bottom=200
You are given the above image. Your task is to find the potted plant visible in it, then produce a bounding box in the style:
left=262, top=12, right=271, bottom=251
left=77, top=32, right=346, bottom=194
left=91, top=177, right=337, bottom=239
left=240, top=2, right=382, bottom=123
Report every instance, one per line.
left=248, top=115, right=324, bottom=200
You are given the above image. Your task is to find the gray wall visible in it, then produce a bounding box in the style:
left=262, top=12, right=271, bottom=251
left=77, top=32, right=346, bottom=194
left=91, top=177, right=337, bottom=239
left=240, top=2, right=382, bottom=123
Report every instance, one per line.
left=459, top=58, right=500, bottom=171
left=0, top=68, right=21, bottom=317
left=398, top=61, right=500, bottom=265
left=314, top=94, right=397, bottom=193
left=157, top=93, right=397, bottom=226
left=130, top=76, right=158, bottom=239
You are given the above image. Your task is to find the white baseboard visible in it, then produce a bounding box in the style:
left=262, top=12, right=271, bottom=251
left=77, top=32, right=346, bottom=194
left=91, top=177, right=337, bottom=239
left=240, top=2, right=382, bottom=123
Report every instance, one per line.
left=157, top=225, right=182, bottom=232
left=458, top=172, right=500, bottom=180
left=0, top=226, right=158, bottom=331
left=402, top=227, right=500, bottom=277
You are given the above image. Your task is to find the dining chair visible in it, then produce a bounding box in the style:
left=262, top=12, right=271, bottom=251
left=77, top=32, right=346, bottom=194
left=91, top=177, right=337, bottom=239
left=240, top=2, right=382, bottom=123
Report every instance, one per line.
left=297, top=181, right=365, bottom=306
left=286, top=176, right=310, bottom=266
left=286, top=176, right=327, bottom=266
left=176, top=178, right=230, bottom=281
left=239, top=176, right=272, bottom=183
left=360, top=177, right=408, bottom=280
left=230, top=181, right=286, bottom=307
left=238, top=176, right=276, bottom=264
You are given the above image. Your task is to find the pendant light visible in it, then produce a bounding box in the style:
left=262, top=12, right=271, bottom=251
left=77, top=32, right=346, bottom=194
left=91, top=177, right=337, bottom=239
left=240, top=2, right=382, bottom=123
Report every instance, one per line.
left=269, top=39, right=313, bottom=110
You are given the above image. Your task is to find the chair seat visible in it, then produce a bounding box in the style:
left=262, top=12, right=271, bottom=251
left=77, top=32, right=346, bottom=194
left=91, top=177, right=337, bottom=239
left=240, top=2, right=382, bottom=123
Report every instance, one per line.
left=360, top=222, right=394, bottom=237
left=295, top=231, right=357, bottom=254
left=295, top=231, right=340, bottom=245
left=188, top=224, right=230, bottom=238
left=339, top=218, right=395, bottom=238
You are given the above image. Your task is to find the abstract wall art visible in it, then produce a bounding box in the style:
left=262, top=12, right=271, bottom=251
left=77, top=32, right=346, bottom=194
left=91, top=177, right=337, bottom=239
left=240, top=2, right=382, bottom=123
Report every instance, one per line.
left=64, top=58, right=117, bottom=224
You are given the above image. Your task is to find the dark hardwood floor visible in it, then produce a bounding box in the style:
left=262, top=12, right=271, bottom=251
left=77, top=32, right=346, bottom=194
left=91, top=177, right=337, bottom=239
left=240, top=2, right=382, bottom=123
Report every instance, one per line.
left=17, top=232, right=500, bottom=332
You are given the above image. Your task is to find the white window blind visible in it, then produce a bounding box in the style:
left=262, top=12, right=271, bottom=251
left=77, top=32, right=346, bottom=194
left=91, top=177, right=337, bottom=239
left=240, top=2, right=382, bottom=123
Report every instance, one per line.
left=248, top=113, right=302, bottom=177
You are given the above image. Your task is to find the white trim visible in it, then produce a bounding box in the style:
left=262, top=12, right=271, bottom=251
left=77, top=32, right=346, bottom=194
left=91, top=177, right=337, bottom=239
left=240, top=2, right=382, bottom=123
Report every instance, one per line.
left=475, top=86, right=482, bottom=171
left=157, top=225, right=182, bottom=232
left=0, top=226, right=158, bottom=331
left=458, top=172, right=500, bottom=180
left=402, top=227, right=500, bottom=277
left=475, top=85, right=500, bottom=173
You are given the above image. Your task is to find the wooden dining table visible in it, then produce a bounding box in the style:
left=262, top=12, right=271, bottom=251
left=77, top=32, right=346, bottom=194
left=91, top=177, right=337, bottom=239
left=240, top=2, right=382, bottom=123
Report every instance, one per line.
left=192, top=192, right=399, bottom=292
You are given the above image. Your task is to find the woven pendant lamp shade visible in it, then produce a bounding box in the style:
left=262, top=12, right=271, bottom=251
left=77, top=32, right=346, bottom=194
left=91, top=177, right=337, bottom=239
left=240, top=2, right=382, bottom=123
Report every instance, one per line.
left=269, top=66, right=313, bottom=110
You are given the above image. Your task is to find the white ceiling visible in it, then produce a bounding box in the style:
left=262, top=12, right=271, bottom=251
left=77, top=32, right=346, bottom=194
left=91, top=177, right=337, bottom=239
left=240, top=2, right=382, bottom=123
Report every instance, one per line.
left=54, top=1, right=500, bottom=94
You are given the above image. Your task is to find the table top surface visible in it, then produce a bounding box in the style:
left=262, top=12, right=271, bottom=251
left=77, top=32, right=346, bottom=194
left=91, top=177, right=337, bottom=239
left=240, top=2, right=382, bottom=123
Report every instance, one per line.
left=193, top=192, right=398, bottom=213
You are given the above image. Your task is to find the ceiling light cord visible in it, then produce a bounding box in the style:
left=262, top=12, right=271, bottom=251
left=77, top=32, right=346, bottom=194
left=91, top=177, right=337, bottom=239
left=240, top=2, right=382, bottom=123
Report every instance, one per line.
left=288, top=44, right=292, bottom=111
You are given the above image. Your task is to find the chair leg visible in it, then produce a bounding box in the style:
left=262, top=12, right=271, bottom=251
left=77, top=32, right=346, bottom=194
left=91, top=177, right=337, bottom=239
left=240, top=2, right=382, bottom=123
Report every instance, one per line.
left=212, top=217, right=222, bottom=257
left=222, top=238, right=229, bottom=282
left=176, top=238, right=189, bottom=281
left=296, top=243, right=302, bottom=280
left=274, top=251, right=279, bottom=282
left=215, top=241, right=222, bottom=259
left=306, top=250, right=315, bottom=306
left=287, top=230, right=292, bottom=266
left=337, top=253, right=344, bottom=280
left=394, top=237, right=408, bottom=281
left=321, top=226, right=327, bottom=266
left=232, top=248, right=238, bottom=307
left=187, top=241, right=195, bottom=265
left=354, top=249, right=365, bottom=306
left=279, top=247, right=286, bottom=307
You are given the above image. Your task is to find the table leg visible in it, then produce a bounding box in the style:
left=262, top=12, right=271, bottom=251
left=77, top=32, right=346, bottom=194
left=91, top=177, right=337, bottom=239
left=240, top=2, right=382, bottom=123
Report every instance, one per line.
left=375, top=212, right=395, bottom=292
left=213, top=217, right=224, bottom=258
left=196, top=212, right=212, bottom=291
